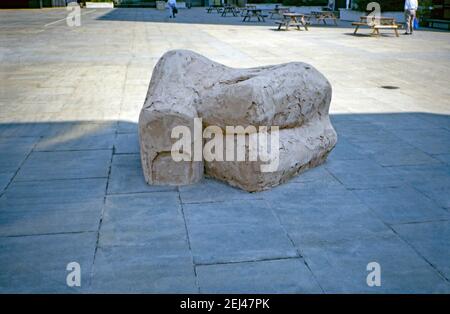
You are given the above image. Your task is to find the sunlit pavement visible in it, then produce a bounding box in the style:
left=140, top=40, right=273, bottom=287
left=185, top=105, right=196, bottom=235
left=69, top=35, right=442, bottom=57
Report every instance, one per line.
left=0, top=7, right=449, bottom=293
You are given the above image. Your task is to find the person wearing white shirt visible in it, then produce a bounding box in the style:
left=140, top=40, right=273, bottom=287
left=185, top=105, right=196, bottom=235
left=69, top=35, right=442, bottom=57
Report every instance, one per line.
left=404, top=0, right=418, bottom=35
left=167, top=0, right=177, bottom=19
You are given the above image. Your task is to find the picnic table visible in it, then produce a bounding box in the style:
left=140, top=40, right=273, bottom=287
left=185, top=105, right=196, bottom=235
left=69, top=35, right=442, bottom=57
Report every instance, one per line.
left=206, top=5, right=223, bottom=14
left=352, top=16, right=400, bottom=37
left=242, top=8, right=267, bottom=22
left=240, top=4, right=256, bottom=16
left=221, top=5, right=238, bottom=17
left=275, top=12, right=309, bottom=31
left=310, top=10, right=338, bottom=25
left=268, top=6, right=290, bottom=19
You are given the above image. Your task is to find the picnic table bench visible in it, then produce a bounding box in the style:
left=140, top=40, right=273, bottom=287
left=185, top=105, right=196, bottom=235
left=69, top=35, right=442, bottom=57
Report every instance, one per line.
left=310, top=10, right=338, bottom=25
left=275, top=13, right=309, bottom=31
left=242, top=8, right=268, bottom=22
left=221, top=5, right=239, bottom=17
left=352, top=16, right=400, bottom=37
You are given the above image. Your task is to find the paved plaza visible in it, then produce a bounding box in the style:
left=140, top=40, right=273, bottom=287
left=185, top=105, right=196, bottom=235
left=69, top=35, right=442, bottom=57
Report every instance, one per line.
left=0, top=7, right=449, bottom=293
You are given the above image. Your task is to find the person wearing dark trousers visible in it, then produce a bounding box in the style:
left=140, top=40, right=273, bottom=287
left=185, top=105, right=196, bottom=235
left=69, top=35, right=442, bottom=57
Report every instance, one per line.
left=404, top=0, right=418, bottom=35
left=168, top=0, right=177, bottom=18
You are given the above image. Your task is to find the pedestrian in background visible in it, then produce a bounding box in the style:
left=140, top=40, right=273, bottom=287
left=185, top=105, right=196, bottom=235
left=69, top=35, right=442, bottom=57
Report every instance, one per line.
left=404, top=0, right=418, bottom=35
left=168, top=0, right=177, bottom=19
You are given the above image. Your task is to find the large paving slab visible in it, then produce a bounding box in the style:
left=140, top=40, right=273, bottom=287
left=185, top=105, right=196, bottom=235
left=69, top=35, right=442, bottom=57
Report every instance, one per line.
left=35, top=121, right=117, bottom=151
left=0, top=174, right=12, bottom=193
left=0, top=201, right=102, bottom=236
left=107, top=154, right=175, bottom=195
left=99, top=192, right=188, bottom=249
left=394, top=128, right=450, bottom=155
left=353, top=186, right=450, bottom=224
left=0, top=232, right=97, bottom=293
left=260, top=180, right=393, bottom=248
left=114, top=133, right=140, bottom=154
left=393, top=220, right=450, bottom=280
left=0, top=137, right=39, bottom=176
left=324, top=158, right=405, bottom=189
left=301, top=231, right=450, bottom=293
left=0, top=123, right=55, bottom=138
left=0, top=178, right=107, bottom=205
left=179, top=178, right=261, bottom=204
left=90, top=246, right=197, bottom=293
left=197, top=258, right=322, bottom=293
left=184, top=199, right=298, bottom=265
left=14, top=150, right=112, bottom=181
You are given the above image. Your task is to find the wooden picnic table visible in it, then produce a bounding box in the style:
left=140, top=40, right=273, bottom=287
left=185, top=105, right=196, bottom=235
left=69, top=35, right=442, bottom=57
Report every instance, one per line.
left=275, top=12, right=309, bottom=31
left=268, top=6, right=290, bottom=19
left=310, top=10, right=338, bottom=25
left=241, top=4, right=256, bottom=16
left=206, top=5, right=223, bottom=14
left=221, top=5, right=238, bottom=17
left=242, top=8, right=267, bottom=22
left=352, top=16, right=400, bottom=37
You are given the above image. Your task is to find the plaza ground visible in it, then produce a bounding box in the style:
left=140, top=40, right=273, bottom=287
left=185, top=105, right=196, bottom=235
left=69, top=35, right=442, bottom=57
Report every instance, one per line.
left=0, top=7, right=449, bottom=293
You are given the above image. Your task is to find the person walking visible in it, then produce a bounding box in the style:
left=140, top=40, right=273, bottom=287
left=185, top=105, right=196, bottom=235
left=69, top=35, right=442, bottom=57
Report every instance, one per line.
left=167, top=0, right=177, bottom=19
left=404, top=0, right=418, bottom=35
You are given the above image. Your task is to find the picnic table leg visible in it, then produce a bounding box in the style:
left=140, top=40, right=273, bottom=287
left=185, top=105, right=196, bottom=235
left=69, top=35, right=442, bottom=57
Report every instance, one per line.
left=394, top=28, right=399, bottom=37
left=291, top=17, right=298, bottom=30
left=303, top=18, right=309, bottom=31
left=334, top=18, right=338, bottom=26
left=353, top=25, right=359, bottom=34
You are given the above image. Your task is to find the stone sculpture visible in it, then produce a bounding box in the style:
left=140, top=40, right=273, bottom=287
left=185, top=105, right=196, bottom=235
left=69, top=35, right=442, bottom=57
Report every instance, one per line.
left=139, top=50, right=337, bottom=192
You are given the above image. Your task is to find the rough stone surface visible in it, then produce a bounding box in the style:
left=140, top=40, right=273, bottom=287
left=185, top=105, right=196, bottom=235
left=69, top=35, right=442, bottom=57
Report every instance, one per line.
left=139, top=50, right=337, bottom=191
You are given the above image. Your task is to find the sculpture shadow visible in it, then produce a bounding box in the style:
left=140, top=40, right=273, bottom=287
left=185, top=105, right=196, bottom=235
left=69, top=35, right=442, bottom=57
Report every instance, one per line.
left=1, top=112, right=449, bottom=196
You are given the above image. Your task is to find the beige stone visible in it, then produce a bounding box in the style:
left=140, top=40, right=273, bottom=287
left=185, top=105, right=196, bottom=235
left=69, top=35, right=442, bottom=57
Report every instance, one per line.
left=139, top=49, right=337, bottom=192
